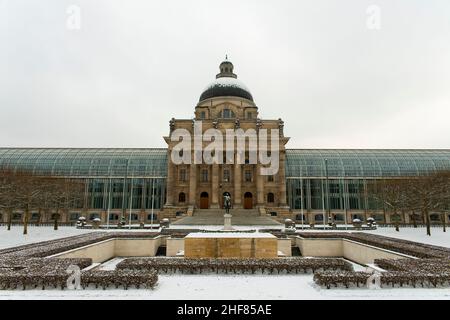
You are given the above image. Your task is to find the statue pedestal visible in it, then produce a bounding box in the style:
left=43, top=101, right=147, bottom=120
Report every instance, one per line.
left=223, top=214, right=234, bottom=231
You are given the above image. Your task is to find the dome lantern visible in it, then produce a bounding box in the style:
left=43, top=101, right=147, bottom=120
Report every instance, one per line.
left=216, top=55, right=237, bottom=79
left=199, top=57, right=254, bottom=102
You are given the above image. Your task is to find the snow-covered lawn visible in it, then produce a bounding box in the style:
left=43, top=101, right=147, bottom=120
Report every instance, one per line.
left=0, top=274, right=449, bottom=300
left=294, top=227, right=450, bottom=248
left=366, top=227, right=450, bottom=248
left=0, top=226, right=449, bottom=300
left=0, top=226, right=94, bottom=250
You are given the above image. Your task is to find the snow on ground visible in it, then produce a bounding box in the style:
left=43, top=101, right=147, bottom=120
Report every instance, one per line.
left=0, top=226, right=449, bottom=299
left=0, top=226, right=94, bottom=250
left=0, top=274, right=449, bottom=300
left=366, top=227, right=450, bottom=248
left=294, top=227, right=450, bottom=248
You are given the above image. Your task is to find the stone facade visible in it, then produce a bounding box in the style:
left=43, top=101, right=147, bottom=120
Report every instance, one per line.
left=162, top=60, right=290, bottom=218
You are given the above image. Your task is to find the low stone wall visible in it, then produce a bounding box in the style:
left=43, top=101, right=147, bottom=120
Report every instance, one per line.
left=50, top=236, right=166, bottom=263
left=184, top=233, right=278, bottom=258
left=277, top=238, right=292, bottom=256
left=295, top=236, right=412, bottom=264
left=296, top=237, right=343, bottom=257
left=166, top=238, right=185, bottom=256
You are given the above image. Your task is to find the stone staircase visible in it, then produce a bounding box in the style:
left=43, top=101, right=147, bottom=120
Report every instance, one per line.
left=193, top=208, right=260, bottom=217
left=171, top=208, right=282, bottom=226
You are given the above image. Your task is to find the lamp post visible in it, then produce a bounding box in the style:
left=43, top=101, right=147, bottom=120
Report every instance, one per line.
left=325, top=158, right=332, bottom=226
left=150, top=178, right=155, bottom=230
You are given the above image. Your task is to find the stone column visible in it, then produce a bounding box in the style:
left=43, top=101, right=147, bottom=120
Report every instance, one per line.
left=234, top=163, right=242, bottom=208
left=165, top=155, right=174, bottom=206
left=189, top=165, right=197, bottom=206
left=211, top=164, right=219, bottom=208
left=256, top=164, right=264, bottom=206
left=278, top=151, right=288, bottom=206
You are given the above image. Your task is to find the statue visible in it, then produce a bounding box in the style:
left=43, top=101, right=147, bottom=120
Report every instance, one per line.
left=278, top=118, right=284, bottom=136
left=256, top=118, right=262, bottom=132
left=212, top=119, right=219, bottom=129
left=223, top=193, right=232, bottom=214
left=223, top=193, right=233, bottom=231
left=169, top=118, right=175, bottom=133
left=235, top=118, right=240, bottom=129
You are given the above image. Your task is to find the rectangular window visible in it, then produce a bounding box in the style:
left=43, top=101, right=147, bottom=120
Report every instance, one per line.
left=245, top=170, right=252, bottom=182
left=70, top=213, right=80, bottom=221
left=247, top=112, right=252, bottom=119
left=179, top=169, right=187, bottom=182
left=201, top=169, right=209, bottom=182
left=200, top=111, right=206, bottom=119
left=223, top=169, right=230, bottom=182
left=267, top=175, right=274, bottom=182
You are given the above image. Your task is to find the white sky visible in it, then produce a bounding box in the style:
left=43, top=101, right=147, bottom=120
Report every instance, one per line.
left=1, top=0, right=449, bottom=149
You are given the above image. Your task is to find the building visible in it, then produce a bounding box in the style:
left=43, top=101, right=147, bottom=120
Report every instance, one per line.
left=1, top=59, right=450, bottom=225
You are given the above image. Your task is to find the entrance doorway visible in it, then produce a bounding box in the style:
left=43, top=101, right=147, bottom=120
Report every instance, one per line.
left=244, top=192, right=253, bottom=209
left=200, top=192, right=209, bottom=209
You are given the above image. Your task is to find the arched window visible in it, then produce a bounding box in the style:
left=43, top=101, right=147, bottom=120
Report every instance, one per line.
left=221, top=109, right=235, bottom=119
left=179, top=192, right=186, bottom=203
left=314, top=214, right=324, bottom=221
left=147, top=213, right=158, bottom=221
left=267, top=193, right=274, bottom=203
left=430, top=214, right=440, bottom=221
left=108, top=214, right=119, bottom=221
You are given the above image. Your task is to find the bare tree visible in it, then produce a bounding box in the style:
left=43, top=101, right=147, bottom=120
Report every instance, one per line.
left=47, top=178, right=85, bottom=230
left=13, top=171, right=50, bottom=235
left=370, top=179, right=409, bottom=232
left=405, top=171, right=450, bottom=236
left=0, top=168, right=19, bottom=230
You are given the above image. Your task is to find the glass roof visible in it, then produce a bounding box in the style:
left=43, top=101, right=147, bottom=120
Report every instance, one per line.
left=1, top=148, right=449, bottom=179
left=0, top=148, right=168, bottom=178
left=286, top=149, right=450, bottom=178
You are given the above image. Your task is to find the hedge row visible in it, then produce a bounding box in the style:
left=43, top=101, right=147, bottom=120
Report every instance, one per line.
left=0, top=232, right=160, bottom=290
left=0, top=269, right=158, bottom=290
left=374, top=258, right=450, bottom=274
left=314, top=270, right=450, bottom=289
left=313, top=271, right=371, bottom=289
left=117, top=257, right=353, bottom=274
left=0, top=232, right=159, bottom=259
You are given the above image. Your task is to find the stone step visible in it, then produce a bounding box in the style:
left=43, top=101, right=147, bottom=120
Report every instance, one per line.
left=193, top=209, right=260, bottom=217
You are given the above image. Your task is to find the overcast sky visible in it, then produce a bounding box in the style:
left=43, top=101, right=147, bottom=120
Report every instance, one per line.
left=1, top=0, right=449, bottom=149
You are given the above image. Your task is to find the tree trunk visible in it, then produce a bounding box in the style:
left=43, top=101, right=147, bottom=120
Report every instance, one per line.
left=37, top=208, right=41, bottom=226
left=442, top=212, right=446, bottom=233
left=412, top=211, right=417, bottom=228
left=23, top=207, right=29, bottom=235
left=394, top=210, right=399, bottom=232
left=54, top=209, right=59, bottom=230
left=424, top=209, right=431, bottom=236
left=7, top=209, right=12, bottom=231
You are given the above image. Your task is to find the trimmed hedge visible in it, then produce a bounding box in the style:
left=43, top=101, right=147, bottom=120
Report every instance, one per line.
left=0, top=232, right=160, bottom=290
left=313, top=271, right=371, bottom=289
left=117, top=257, right=353, bottom=274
